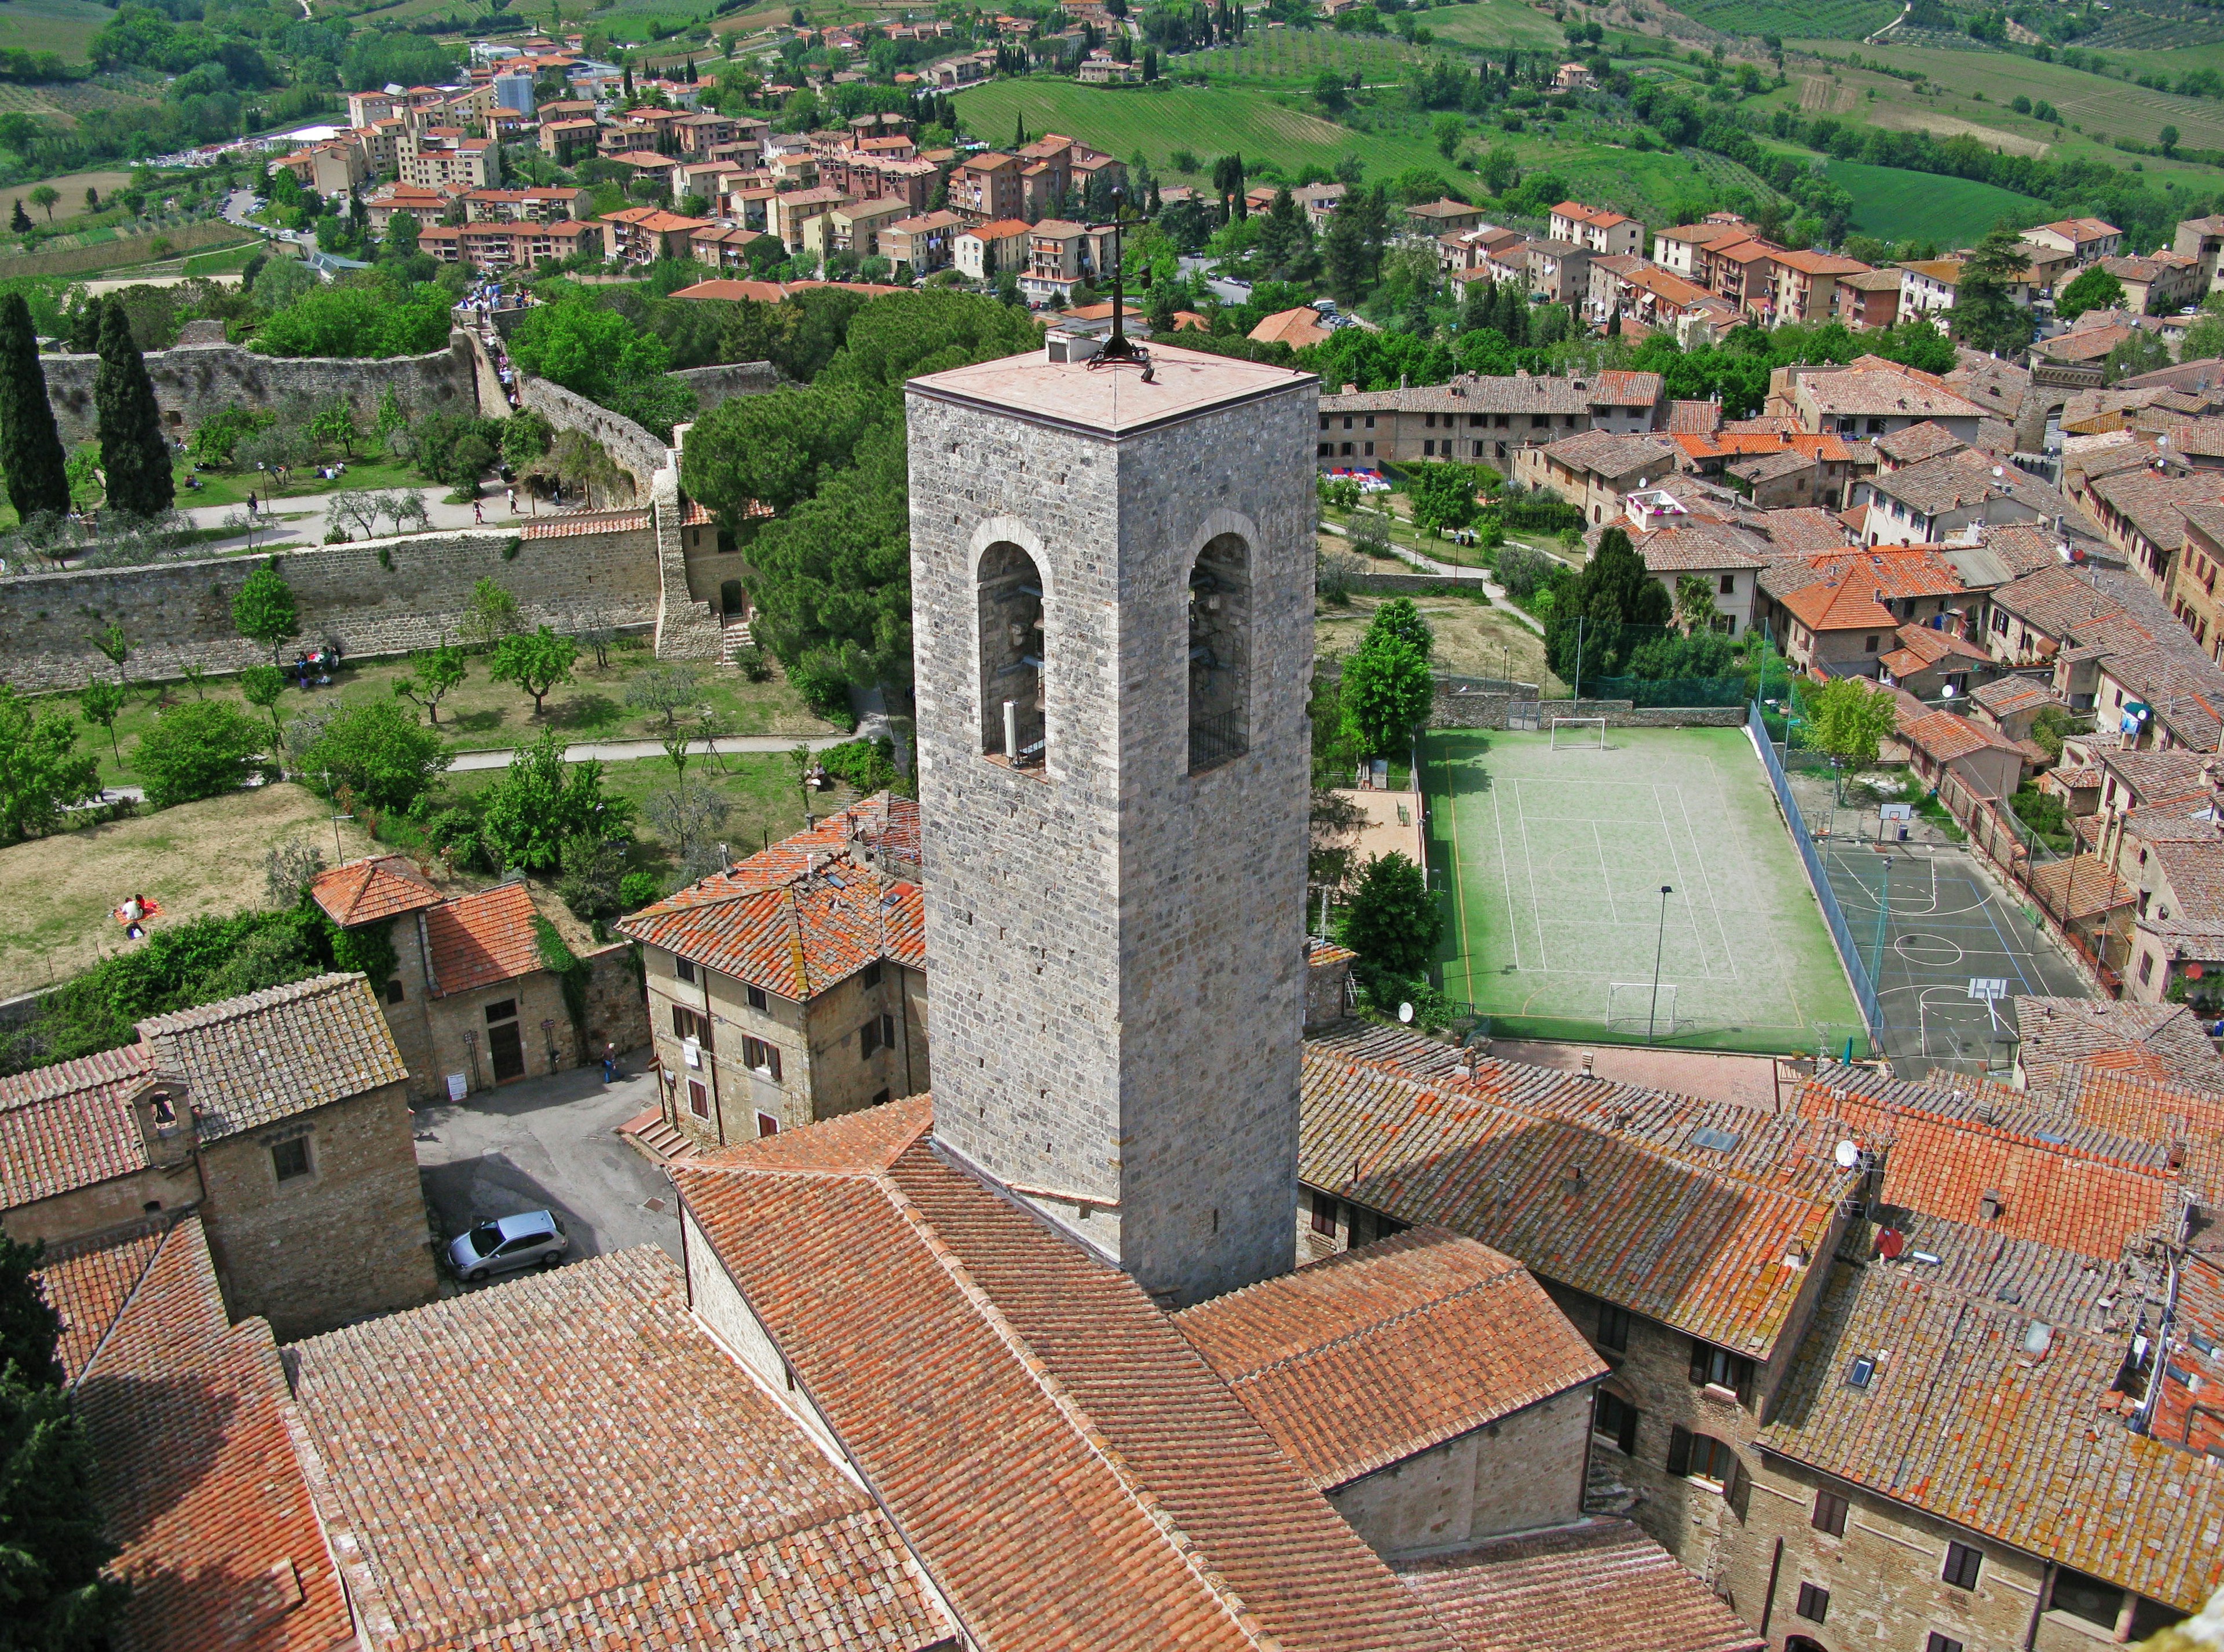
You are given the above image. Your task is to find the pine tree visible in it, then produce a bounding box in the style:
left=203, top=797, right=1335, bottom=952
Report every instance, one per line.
left=9, top=199, right=28, bottom=234
left=0, top=292, right=71, bottom=520
left=93, top=299, right=173, bottom=518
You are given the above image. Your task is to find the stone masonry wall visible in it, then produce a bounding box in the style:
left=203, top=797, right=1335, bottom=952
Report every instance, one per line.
left=0, top=525, right=660, bottom=693
left=41, top=333, right=481, bottom=445
left=907, top=367, right=1316, bottom=1310
left=582, top=942, right=650, bottom=1061
left=1430, top=684, right=1749, bottom=730
left=670, top=360, right=780, bottom=413
left=521, top=376, right=668, bottom=491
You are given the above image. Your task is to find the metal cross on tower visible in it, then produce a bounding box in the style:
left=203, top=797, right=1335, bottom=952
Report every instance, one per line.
left=1089, top=186, right=1154, bottom=379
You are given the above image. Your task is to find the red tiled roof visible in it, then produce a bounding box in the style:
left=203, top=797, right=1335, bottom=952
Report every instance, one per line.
left=674, top=1098, right=1460, bottom=1652
left=2016, top=996, right=2224, bottom=1098
left=619, top=795, right=924, bottom=998
left=2051, top=1060, right=2224, bottom=1142
left=1174, top=1227, right=1605, bottom=1489
left=518, top=508, right=651, bottom=540
left=0, top=1043, right=155, bottom=1207
left=290, top=1246, right=950, bottom=1650
left=140, top=973, right=409, bottom=1139
left=47, top=1217, right=354, bottom=1652
left=1300, top=1024, right=1856, bottom=1358
left=1897, top=707, right=2020, bottom=767
left=1396, top=1518, right=1763, bottom=1652
left=308, top=854, right=442, bottom=928
left=36, top=1219, right=166, bottom=1379
left=425, top=882, right=546, bottom=997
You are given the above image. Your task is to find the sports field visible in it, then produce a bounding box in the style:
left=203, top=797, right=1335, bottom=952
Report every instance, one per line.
left=1424, top=726, right=1865, bottom=1054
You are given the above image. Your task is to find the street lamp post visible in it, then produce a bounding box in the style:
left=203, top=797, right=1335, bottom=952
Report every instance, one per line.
left=1648, top=884, right=1674, bottom=1043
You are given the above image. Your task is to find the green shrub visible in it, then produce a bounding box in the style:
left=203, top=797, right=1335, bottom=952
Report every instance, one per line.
left=134, top=701, right=264, bottom=808
left=618, top=869, right=664, bottom=911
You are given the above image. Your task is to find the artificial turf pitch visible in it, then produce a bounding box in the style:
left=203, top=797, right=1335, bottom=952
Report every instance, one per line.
left=1424, top=726, right=1867, bottom=1054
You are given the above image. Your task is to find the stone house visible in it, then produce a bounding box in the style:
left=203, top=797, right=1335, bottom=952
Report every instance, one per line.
left=1318, top=370, right=1665, bottom=470
left=1173, top=1226, right=1611, bottom=1561
left=1760, top=545, right=1974, bottom=676
left=1896, top=702, right=2029, bottom=801
left=1967, top=671, right=2063, bottom=743
left=0, top=973, right=438, bottom=1340
left=1633, top=521, right=1769, bottom=636
left=1513, top=429, right=1681, bottom=525
left=310, top=857, right=647, bottom=1104
left=1859, top=449, right=2067, bottom=548
left=1296, top=1023, right=1856, bottom=1596
left=1771, top=359, right=1988, bottom=444
left=2024, top=215, right=2123, bottom=266
left=1875, top=621, right=1992, bottom=700
left=618, top=793, right=927, bottom=1149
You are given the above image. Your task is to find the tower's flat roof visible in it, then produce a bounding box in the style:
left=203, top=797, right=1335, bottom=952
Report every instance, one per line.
left=907, top=342, right=1316, bottom=436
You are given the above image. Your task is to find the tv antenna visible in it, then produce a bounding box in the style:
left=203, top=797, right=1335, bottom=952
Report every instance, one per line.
left=1088, top=185, right=1153, bottom=381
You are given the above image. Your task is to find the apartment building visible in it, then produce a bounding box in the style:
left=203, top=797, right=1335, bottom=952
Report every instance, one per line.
left=1549, top=199, right=1644, bottom=257
left=538, top=116, right=600, bottom=162
left=460, top=185, right=589, bottom=224
left=947, top=149, right=1022, bottom=222
left=954, top=215, right=1030, bottom=280
left=2021, top=215, right=2123, bottom=265
left=600, top=206, right=711, bottom=263
left=398, top=126, right=501, bottom=191
left=1315, top=369, right=1666, bottom=468
left=418, top=217, right=599, bottom=269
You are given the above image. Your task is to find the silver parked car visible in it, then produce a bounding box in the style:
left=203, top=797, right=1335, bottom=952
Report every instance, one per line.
left=447, top=1210, right=568, bottom=1283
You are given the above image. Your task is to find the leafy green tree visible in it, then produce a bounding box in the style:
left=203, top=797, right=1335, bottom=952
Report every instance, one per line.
left=27, top=184, right=57, bottom=221
left=1544, top=526, right=1669, bottom=684
left=392, top=643, right=467, bottom=726
left=1800, top=676, right=1897, bottom=796
left=2181, top=296, right=2224, bottom=364
left=458, top=577, right=522, bottom=646
left=231, top=565, right=300, bottom=664
left=295, top=698, right=452, bottom=812
left=478, top=728, right=620, bottom=874
left=489, top=625, right=579, bottom=717
left=1949, top=222, right=2036, bottom=356
left=307, top=397, right=359, bottom=457
left=93, top=298, right=173, bottom=517
left=134, top=701, right=264, bottom=808
left=253, top=284, right=451, bottom=358
left=1255, top=185, right=1307, bottom=276
left=0, top=292, right=70, bottom=519
left=626, top=664, right=700, bottom=729
left=1338, top=636, right=1433, bottom=756
left=87, top=624, right=129, bottom=686
left=0, top=687, right=100, bottom=843
left=1321, top=196, right=1370, bottom=305
left=1312, top=66, right=1348, bottom=113
left=2058, top=264, right=2124, bottom=321
left=501, top=408, right=553, bottom=467
left=2106, top=328, right=2172, bottom=383
left=238, top=663, right=287, bottom=745
left=77, top=680, right=124, bottom=769
left=0, top=1232, right=125, bottom=1651
left=1433, top=113, right=1463, bottom=160
left=1673, top=573, right=1719, bottom=633
left=1363, top=596, right=1434, bottom=660
left=507, top=291, right=672, bottom=405
left=1338, top=850, right=1442, bottom=979
left=1404, top=462, right=1480, bottom=537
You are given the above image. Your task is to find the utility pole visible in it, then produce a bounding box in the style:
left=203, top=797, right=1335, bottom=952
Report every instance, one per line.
left=1648, top=884, right=1673, bottom=1043
left=1572, top=614, right=1584, bottom=702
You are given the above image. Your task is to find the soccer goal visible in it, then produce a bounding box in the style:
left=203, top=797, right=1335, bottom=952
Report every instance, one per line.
left=1549, top=717, right=1608, bottom=750
left=1607, top=981, right=1678, bottom=1036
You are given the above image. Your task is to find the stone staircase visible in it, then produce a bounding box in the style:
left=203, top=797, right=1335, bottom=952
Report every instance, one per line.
left=617, top=1107, right=697, bottom=1165
left=719, top=617, right=756, bottom=665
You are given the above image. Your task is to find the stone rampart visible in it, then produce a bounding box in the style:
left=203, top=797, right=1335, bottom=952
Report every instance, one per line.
left=669, top=360, right=780, bottom=413
left=39, top=332, right=481, bottom=445
left=0, top=523, right=659, bottom=693
left=1430, top=684, right=1747, bottom=730
left=1348, top=568, right=1494, bottom=595
left=520, top=377, right=667, bottom=491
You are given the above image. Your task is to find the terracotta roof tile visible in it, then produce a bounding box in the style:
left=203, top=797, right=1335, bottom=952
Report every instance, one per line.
left=1299, top=1025, right=1856, bottom=1358
left=619, top=796, right=924, bottom=997
left=1761, top=1255, right=2224, bottom=1613
left=0, top=1043, right=156, bottom=1207
left=2016, top=996, right=2224, bottom=1098
left=424, top=882, right=546, bottom=997
left=1175, top=1228, right=1606, bottom=1488
left=674, top=1102, right=1460, bottom=1652
left=308, top=854, right=441, bottom=928
left=1396, top=1518, right=1763, bottom=1652
left=46, top=1216, right=354, bottom=1652
left=1751, top=507, right=1853, bottom=555
left=138, top=973, right=409, bottom=1140
left=291, top=1246, right=950, bottom=1651
left=1874, top=420, right=1967, bottom=465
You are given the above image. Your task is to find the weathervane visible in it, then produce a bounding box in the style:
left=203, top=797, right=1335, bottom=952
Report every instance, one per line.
left=1090, top=185, right=1153, bottom=380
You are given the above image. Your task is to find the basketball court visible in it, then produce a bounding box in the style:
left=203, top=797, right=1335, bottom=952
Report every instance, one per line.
left=1423, top=726, right=1866, bottom=1054
left=1815, top=839, right=2090, bottom=1078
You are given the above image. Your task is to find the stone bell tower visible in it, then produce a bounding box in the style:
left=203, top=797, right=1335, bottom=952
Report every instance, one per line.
left=905, top=339, right=1318, bottom=1307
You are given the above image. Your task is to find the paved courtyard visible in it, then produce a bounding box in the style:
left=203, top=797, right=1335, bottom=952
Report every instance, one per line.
left=411, top=1048, right=679, bottom=1294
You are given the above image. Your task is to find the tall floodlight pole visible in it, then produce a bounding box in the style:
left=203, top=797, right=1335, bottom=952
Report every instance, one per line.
left=1648, top=884, right=1673, bottom=1043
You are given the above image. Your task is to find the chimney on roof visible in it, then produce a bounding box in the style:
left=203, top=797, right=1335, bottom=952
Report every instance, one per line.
left=1980, top=1189, right=2004, bottom=1221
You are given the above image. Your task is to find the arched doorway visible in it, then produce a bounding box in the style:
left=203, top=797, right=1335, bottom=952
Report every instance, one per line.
left=978, top=541, right=1045, bottom=768
left=719, top=578, right=746, bottom=618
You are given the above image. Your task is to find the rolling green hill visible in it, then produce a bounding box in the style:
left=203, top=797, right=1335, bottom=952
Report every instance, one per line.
left=1821, top=158, right=2043, bottom=241
left=0, top=0, right=120, bottom=64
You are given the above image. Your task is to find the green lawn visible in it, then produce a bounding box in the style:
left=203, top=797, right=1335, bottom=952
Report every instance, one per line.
left=1424, top=725, right=1865, bottom=1054
left=0, top=0, right=120, bottom=63
left=1821, top=158, right=2043, bottom=243
left=52, top=646, right=838, bottom=792
left=178, top=456, right=425, bottom=513
left=1788, top=36, right=2224, bottom=151
left=1422, top=0, right=1582, bottom=52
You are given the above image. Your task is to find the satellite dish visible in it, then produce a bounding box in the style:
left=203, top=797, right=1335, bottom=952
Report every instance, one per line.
left=1398, top=1002, right=1415, bottom=1024
left=1834, top=1140, right=1861, bottom=1169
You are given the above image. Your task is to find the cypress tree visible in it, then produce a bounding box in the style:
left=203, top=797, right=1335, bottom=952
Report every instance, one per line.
left=0, top=291, right=71, bottom=519
left=9, top=199, right=28, bottom=233
left=93, top=299, right=173, bottom=518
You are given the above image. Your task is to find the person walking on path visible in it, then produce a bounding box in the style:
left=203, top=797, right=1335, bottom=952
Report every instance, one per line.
left=246, top=490, right=256, bottom=518
left=602, top=1042, right=617, bottom=1084
left=473, top=499, right=484, bottom=524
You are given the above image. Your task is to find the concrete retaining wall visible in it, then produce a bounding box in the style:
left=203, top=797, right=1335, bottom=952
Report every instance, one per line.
left=41, top=332, right=482, bottom=445
left=0, top=525, right=660, bottom=693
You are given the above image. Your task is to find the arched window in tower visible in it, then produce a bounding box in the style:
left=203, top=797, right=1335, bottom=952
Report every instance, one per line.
left=1188, top=533, right=1249, bottom=772
left=978, top=541, right=1045, bottom=770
